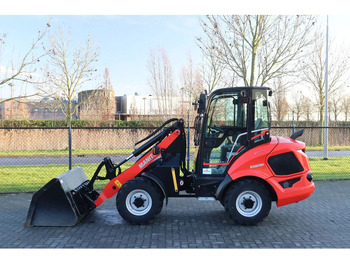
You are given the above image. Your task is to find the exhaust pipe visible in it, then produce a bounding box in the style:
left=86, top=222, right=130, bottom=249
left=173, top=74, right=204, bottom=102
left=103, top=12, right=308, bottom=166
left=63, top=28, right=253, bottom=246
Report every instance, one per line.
left=25, top=167, right=99, bottom=227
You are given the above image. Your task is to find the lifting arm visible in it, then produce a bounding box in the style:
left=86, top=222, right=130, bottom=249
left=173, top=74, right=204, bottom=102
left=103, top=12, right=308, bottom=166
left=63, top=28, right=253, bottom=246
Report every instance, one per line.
left=93, top=127, right=182, bottom=207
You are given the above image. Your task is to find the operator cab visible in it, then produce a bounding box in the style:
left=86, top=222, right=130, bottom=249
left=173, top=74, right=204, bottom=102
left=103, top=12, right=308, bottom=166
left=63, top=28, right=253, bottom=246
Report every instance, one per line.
left=193, top=87, right=272, bottom=176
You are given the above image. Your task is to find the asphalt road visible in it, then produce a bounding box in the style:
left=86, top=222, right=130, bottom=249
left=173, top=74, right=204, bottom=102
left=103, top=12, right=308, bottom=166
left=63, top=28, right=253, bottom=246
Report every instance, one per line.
left=0, top=151, right=348, bottom=166
left=1, top=180, right=350, bottom=248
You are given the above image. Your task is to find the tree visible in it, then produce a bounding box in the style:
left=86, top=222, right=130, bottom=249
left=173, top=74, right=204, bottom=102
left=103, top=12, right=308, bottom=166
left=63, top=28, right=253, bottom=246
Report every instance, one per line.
left=101, top=68, right=116, bottom=120
left=147, top=48, right=175, bottom=119
left=270, top=78, right=289, bottom=121
left=291, top=91, right=314, bottom=121
left=198, top=43, right=226, bottom=93
left=301, top=28, right=350, bottom=130
left=0, top=21, right=50, bottom=103
left=329, top=92, right=343, bottom=122
left=38, top=27, right=99, bottom=127
left=79, top=68, right=116, bottom=121
left=179, top=54, right=203, bottom=120
left=197, top=15, right=316, bottom=87
left=341, top=95, right=350, bottom=121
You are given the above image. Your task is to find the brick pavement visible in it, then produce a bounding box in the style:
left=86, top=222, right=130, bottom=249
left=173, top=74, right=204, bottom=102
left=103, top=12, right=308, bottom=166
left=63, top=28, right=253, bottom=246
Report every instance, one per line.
left=1, top=180, right=350, bottom=248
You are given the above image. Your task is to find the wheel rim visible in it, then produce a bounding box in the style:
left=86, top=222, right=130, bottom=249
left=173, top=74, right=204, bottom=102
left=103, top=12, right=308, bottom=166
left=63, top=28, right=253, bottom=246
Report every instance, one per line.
left=125, top=189, right=152, bottom=216
left=236, top=191, right=262, bottom=217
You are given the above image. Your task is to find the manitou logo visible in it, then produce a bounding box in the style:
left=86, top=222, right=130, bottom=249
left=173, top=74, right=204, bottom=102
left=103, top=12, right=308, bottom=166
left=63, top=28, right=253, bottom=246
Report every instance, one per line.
left=138, top=154, right=156, bottom=169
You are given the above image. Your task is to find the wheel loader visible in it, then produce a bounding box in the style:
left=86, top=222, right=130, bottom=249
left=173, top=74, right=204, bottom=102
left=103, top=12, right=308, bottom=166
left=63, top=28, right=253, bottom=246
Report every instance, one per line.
left=25, top=87, right=315, bottom=227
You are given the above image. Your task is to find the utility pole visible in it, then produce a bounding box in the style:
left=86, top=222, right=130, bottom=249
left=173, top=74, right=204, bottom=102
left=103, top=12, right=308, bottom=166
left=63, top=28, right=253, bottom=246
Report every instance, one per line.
left=324, top=15, right=329, bottom=160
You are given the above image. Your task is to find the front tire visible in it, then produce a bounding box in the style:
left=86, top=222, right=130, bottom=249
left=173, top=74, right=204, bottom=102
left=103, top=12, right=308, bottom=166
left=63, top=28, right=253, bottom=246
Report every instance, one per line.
left=224, top=179, right=271, bottom=226
left=116, top=177, right=163, bottom=224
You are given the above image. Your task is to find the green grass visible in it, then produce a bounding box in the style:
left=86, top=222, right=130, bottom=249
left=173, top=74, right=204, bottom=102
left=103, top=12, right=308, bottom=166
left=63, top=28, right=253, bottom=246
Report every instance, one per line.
left=1, top=156, right=349, bottom=193
left=0, top=162, right=134, bottom=193
left=309, top=156, right=350, bottom=180
left=307, top=145, right=350, bottom=151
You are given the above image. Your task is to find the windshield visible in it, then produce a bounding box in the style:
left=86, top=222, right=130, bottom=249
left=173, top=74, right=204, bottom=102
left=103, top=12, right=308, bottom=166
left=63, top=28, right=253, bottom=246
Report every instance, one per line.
left=206, top=91, right=247, bottom=136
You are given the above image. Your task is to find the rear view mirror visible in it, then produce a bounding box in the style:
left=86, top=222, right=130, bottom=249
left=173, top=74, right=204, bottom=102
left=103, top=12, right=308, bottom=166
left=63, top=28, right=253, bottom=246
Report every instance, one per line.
left=197, top=92, right=206, bottom=114
left=193, top=98, right=199, bottom=111
left=193, top=92, right=207, bottom=114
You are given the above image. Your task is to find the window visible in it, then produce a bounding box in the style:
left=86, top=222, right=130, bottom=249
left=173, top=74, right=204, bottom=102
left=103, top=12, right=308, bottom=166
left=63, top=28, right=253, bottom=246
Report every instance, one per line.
left=206, top=92, right=247, bottom=138
left=202, top=91, right=248, bottom=175
left=253, top=90, right=269, bottom=130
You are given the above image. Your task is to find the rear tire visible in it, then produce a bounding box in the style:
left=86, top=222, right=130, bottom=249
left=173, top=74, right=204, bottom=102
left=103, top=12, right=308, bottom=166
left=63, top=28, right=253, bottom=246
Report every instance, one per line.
left=116, top=177, right=163, bottom=224
left=224, top=179, right=271, bottom=226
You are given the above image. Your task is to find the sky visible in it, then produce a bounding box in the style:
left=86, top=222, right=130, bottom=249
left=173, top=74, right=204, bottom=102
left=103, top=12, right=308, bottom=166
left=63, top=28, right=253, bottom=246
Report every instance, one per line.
left=1, top=0, right=350, bottom=99
left=0, top=15, right=204, bottom=98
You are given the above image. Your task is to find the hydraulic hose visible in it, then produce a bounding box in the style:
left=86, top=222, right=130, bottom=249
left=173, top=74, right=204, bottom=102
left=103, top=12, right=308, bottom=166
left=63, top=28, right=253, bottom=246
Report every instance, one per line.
left=134, top=118, right=179, bottom=147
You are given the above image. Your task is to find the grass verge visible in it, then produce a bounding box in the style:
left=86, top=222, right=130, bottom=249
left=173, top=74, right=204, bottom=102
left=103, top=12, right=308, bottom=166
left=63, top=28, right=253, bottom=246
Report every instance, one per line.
left=308, top=156, right=350, bottom=180
left=0, top=157, right=349, bottom=193
left=0, top=162, right=134, bottom=193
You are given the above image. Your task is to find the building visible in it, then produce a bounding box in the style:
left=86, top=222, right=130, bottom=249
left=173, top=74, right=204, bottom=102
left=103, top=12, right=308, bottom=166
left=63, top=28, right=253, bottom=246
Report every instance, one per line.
left=115, top=93, right=189, bottom=121
left=78, top=89, right=116, bottom=120
left=0, top=99, right=78, bottom=120
left=0, top=91, right=192, bottom=121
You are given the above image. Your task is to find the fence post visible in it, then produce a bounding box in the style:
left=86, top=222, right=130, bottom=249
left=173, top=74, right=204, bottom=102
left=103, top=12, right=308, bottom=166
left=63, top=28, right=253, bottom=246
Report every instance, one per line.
left=68, top=127, right=72, bottom=170
left=323, top=15, right=329, bottom=160
left=292, top=110, right=295, bottom=134
left=187, top=109, right=190, bottom=171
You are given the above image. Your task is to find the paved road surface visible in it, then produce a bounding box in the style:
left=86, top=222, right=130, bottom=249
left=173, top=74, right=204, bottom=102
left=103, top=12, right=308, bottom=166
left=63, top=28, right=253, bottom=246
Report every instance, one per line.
left=1, top=180, right=350, bottom=248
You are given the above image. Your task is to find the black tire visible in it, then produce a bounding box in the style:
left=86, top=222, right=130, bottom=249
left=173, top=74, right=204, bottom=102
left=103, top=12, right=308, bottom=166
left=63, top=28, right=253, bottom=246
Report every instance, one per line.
left=116, top=177, right=163, bottom=225
left=224, top=179, right=271, bottom=226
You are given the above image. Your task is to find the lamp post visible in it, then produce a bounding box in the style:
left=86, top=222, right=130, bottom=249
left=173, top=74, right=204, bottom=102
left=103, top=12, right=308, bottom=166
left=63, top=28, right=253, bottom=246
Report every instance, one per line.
left=324, top=15, right=329, bottom=160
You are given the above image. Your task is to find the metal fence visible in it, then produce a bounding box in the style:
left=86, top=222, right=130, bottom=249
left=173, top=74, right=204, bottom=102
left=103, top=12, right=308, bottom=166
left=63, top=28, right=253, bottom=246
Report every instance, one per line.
left=1, top=126, right=349, bottom=193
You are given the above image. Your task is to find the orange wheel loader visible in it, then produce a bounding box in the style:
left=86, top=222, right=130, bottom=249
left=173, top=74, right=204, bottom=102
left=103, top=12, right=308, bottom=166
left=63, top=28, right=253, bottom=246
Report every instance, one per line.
left=25, top=87, right=315, bottom=227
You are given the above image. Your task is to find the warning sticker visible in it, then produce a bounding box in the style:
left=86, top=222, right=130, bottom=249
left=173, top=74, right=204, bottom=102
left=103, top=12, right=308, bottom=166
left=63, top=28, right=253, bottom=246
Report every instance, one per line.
left=203, top=168, right=212, bottom=175
left=115, top=180, right=122, bottom=188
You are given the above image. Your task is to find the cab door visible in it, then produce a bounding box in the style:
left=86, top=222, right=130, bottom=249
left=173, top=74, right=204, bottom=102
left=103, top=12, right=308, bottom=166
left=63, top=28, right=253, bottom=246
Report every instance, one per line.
left=200, top=90, right=248, bottom=176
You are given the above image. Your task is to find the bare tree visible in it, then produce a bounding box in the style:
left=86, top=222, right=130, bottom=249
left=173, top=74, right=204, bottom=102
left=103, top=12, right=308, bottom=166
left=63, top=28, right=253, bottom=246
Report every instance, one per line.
left=292, top=91, right=314, bottom=121
left=79, top=68, right=116, bottom=121
left=0, top=21, right=50, bottom=103
left=291, top=91, right=303, bottom=121
left=147, top=48, right=175, bottom=119
left=197, top=15, right=316, bottom=87
left=341, top=95, right=350, bottom=121
left=38, top=27, right=99, bottom=127
left=180, top=54, right=203, bottom=120
left=329, top=91, right=343, bottom=121
left=101, top=68, right=116, bottom=120
left=302, top=29, right=350, bottom=126
left=198, top=42, right=226, bottom=93
left=270, top=78, right=289, bottom=121
left=291, top=91, right=314, bottom=121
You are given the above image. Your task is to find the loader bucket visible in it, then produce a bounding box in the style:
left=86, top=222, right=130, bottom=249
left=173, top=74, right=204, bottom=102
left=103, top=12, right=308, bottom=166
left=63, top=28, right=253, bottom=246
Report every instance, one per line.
left=25, top=167, right=99, bottom=227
